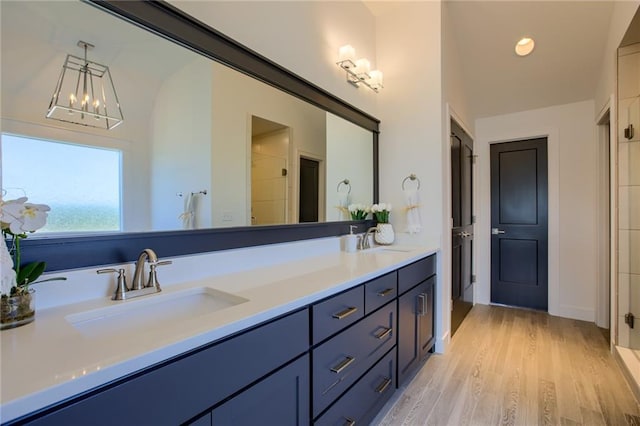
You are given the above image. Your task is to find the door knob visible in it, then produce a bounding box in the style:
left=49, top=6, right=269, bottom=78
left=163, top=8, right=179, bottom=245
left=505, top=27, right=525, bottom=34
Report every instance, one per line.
left=491, top=228, right=505, bottom=235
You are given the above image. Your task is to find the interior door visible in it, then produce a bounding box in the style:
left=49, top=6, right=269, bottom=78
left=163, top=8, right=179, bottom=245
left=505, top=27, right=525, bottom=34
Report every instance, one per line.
left=450, top=120, right=474, bottom=336
left=299, top=157, right=319, bottom=222
left=490, top=138, right=548, bottom=310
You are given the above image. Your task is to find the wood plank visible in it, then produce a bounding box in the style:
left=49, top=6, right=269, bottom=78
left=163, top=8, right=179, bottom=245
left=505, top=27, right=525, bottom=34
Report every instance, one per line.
left=375, top=305, right=640, bottom=426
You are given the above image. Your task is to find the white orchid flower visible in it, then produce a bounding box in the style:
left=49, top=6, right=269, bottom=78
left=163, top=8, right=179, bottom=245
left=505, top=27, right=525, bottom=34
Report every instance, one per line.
left=0, top=197, right=50, bottom=235
left=0, top=237, right=16, bottom=296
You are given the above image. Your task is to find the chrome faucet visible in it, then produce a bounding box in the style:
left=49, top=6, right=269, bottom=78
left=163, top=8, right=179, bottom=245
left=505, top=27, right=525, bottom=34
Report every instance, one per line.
left=131, top=248, right=159, bottom=290
left=362, top=227, right=378, bottom=250
left=97, top=248, right=172, bottom=301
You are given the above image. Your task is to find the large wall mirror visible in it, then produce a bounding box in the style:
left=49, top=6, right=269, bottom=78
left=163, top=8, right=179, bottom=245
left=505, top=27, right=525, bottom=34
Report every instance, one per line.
left=1, top=0, right=379, bottom=271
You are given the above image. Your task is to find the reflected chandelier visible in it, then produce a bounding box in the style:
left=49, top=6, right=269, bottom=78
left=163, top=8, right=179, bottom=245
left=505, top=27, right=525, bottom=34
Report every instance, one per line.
left=46, top=41, right=124, bottom=130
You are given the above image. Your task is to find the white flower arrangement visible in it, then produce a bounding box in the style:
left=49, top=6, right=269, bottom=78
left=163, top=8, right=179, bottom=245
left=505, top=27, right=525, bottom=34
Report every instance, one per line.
left=371, top=203, right=392, bottom=223
left=0, top=196, right=65, bottom=297
left=348, top=203, right=370, bottom=220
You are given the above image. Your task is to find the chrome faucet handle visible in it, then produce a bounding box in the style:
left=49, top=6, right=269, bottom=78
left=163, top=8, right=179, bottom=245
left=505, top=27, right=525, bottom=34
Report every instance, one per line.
left=97, top=268, right=129, bottom=300
left=146, top=260, right=172, bottom=289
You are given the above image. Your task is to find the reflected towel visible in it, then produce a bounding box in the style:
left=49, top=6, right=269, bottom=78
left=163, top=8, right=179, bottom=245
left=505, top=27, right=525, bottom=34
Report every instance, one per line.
left=179, top=192, right=196, bottom=229
left=404, top=188, right=421, bottom=234
left=337, top=192, right=350, bottom=220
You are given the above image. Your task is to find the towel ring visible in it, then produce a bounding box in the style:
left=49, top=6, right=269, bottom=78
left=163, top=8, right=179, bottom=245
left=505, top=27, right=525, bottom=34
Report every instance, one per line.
left=337, top=179, right=351, bottom=194
left=402, top=174, right=421, bottom=190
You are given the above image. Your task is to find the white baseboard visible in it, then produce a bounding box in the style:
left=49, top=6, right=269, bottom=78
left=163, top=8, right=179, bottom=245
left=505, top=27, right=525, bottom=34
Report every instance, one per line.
left=435, top=330, right=450, bottom=354
left=552, top=304, right=595, bottom=322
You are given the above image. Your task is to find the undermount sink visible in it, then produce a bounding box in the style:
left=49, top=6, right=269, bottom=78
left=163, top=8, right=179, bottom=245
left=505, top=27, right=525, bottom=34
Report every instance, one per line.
left=66, top=287, right=248, bottom=338
left=365, top=246, right=415, bottom=253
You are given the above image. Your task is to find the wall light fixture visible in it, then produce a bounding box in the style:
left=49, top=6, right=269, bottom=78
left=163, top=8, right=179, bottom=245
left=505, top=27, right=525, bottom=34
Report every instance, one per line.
left=336, top=44, right=383, bottom=92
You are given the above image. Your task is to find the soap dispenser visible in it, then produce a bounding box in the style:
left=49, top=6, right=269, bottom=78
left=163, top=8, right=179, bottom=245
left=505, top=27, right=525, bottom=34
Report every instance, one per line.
left=344, top=225, right=359, bottom=253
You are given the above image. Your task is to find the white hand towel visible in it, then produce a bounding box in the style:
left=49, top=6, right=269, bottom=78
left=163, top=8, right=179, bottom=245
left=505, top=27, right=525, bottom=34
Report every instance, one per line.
left=404, top=188, right=421, bottom=234
left=337, top=192, right=350, bottom=220
left=179, top=192, right=196, bottom=229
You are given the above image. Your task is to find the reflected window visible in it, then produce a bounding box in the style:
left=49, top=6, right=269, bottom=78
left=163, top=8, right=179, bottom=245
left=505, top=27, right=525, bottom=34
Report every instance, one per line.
left=1, top=134, right=121, bottom=232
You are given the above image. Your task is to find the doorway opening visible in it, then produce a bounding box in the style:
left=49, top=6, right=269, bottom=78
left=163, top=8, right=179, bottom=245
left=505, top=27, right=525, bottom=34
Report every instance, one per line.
left=250, top=116, right=290, bottom=226
left=596, top=108, right=611, bottom=333
left=299, top=157, right=320, bottom=222
left=450, top=119, right=474, bottom=336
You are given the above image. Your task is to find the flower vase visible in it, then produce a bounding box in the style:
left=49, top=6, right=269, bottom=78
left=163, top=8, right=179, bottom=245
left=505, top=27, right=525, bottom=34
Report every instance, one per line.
left=375, top=223, right=395, bottom=245
left=1, top=290, right=35, bottom=330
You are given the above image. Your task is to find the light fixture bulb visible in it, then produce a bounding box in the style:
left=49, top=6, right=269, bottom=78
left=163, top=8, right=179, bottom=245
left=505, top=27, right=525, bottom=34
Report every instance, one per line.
left=354, top=58, right=371, bottom=78
left=515, top=37, right=535, bottom=56
left=338, top=45, right=356, bottom=66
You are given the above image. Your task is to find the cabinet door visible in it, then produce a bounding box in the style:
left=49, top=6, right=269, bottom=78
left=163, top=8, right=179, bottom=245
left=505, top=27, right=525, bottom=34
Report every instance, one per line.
left=418, top=277, right=435, bottom=360
left=211, top=355, right=310, bottom=426
left=397, top=276, right=435, bottom=387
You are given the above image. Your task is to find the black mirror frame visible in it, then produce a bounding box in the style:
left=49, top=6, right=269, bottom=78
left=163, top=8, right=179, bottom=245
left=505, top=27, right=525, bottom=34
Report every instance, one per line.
left=17, top=0, right=379, bottom=272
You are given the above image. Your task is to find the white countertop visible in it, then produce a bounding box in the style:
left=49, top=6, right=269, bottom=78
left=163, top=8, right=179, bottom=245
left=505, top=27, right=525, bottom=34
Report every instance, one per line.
left=0, top=242, right=437, bottom=423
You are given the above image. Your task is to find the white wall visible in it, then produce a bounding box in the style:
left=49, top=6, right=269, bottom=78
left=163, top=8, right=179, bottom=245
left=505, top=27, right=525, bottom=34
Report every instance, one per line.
left=475, top=100, right=598, bottom=321
left=595, top=1, right=640, bottom=117
left=375, top=1, right=446, bottom=348
left=211, top=62, right=326, bottom=227
left=150, top=58, right=212, bottom=231
left=326, top=112, right=374, bottom=222
left=442, top=2, right=474, bottom=135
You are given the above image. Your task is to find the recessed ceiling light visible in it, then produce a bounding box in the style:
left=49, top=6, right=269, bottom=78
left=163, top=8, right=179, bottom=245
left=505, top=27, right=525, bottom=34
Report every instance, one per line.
left=515, top=37, right=535, bottom=56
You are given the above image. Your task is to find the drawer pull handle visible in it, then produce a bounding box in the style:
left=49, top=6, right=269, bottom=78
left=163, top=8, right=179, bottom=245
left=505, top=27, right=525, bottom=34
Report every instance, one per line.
left=331, top=356, right=355, bottom=373
left=417, top=293, right=428, bottom=316
left=377, top=288, right=394, bottom=297
left=332, top=306, right=358, bottom=320
left=343, top=417, right=356, bottom=426
left=375, top=327, right=393, bottom=340
left=375, top=377, right=392, bottom=394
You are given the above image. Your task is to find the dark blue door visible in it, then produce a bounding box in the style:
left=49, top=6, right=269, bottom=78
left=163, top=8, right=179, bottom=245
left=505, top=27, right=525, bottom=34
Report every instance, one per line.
left=490, top=138, right=548, bottom=310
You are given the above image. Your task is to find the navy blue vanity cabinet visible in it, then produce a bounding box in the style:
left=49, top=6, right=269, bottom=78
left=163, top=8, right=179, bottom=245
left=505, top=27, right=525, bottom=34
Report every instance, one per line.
left=314, top=349, right=396, bottom=426
left=209, top=355, right=310, bottom=425
left=312, top=302, right=396, bottom=418
left=397, top=255, right=436, bottom=387
left=19, top=309, right=309, bottom=426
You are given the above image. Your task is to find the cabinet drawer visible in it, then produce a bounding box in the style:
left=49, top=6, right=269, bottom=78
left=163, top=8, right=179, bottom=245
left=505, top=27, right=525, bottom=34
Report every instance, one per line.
left=312, top=285, right=364, bottom=344
left=315, top=349, right=396, bottom=426
left=364, top=271, right=397, bottom=315
left=312, top=302, right=395, bottom=418
left=398, top=254, right=436, bottom=294
left=27, top=309, right=309, bottom=426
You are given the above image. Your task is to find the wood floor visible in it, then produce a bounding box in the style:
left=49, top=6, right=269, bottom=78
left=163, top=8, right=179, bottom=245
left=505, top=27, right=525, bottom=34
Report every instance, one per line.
left=375, top=305, right=640, bottom=426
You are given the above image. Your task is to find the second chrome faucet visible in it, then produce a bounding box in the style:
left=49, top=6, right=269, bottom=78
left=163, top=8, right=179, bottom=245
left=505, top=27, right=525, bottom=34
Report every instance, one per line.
left=97, top=248, right=172, bottom=301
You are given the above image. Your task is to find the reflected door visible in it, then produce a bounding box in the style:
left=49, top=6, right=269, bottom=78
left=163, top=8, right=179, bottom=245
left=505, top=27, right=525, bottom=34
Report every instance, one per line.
left=251, top=154, right=287, bottom=225
left=490, top=138, right=548, bottom=310
left=299, top=158, right=319, bottom=222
